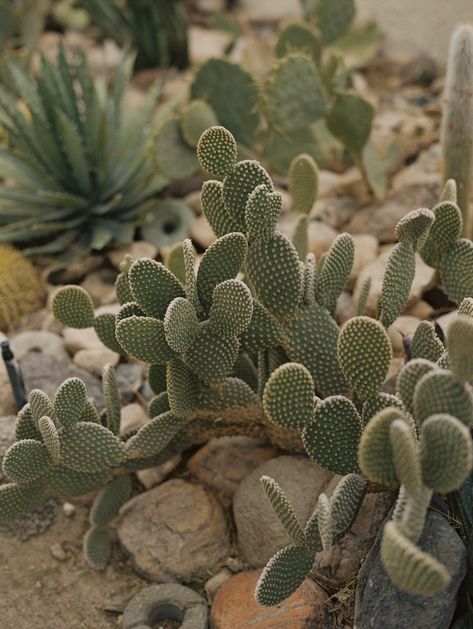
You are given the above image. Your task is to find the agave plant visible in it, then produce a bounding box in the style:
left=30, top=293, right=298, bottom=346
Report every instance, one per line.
left=0, top=47, right=166, bottom=257
left=81, top=0, right=189, bottom=70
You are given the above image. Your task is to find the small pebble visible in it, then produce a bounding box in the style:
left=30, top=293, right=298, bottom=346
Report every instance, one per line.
left=50, top=543, right=67, bottom=561
left=63, top=502, right=75, bottom=517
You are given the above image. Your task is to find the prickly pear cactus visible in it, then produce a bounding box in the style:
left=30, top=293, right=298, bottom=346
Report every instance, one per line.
left=5, top=126, right=472, bottom=600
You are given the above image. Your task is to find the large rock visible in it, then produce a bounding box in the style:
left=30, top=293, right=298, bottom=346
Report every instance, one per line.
left=233, top=455, right=338, bottom=566
left=10, top=331, right=68, bottom=361
left=19, top=352, right=103, bottom=407
left=118, top=479, right=231, bottom=582
left=187, top=437, right=276, bottom=506
left=210, top=570, right=327, bottom=629
left=346, top=184, right=438, bottom=242
left=73, top=347, right=119, bottom=376
left=354, top=512, right=466, bottom=629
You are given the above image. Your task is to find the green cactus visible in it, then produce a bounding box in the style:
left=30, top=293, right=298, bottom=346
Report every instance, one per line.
left=276, top=23, right=321, bottom=63
left=255, top=473, right=364, bottom=606
left=191, top=59, right=260, bottom=147
left=9, top=125, right=473, bottom=599
left=359, top=315, right=473, bottom=595
left=440, top=24, right=473, bottom=235
left=337, top=316, right=392, bottom=398
left=288, top=153, right=320, bottom=215
left=263, top=53, right=327, bottom=136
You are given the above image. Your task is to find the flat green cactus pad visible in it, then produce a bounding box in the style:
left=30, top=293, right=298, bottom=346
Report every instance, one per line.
left=337, top=316, right=392, bottom=398
left=52, top=285, right=95, bottom=328
left=247, top=232, right=303, bottom=319
left=191, top=58, right=260, bottom=147
left=302, top=395, right=361, bottom=474
left=263, top=53, right=327, bottom=135
left=263, top=362, right=314, bottom=430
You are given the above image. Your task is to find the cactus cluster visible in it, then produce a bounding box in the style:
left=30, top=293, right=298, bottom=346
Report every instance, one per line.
left=0, top=47, right=165, bottom=257
left=189, top=3, right=383, bottom=195
left=0, top=244, right=46, bottom=330
left=2, top=126, right=473, bottom=597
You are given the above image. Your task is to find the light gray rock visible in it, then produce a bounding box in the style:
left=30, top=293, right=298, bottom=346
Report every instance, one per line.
left=233, top=455, right=338, bottom=566
left=118, top=479, right=231, bottom=582
left=10, top=331, right=68, bottom=361
left=354, top=512, right=466, bottom=629
left=123, top=583, right=208, bottom=629
left=19, top=352, right=103, bottom=407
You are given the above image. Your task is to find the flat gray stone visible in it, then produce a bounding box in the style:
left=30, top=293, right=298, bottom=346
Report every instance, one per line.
left=19, top=352, right=103, bottom=407
left=354, top=511, right=466, bottom=629
left=123, top=584, right=208, bottom=629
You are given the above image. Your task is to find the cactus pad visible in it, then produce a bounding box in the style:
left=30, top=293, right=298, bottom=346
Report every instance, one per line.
left=263, top=363, right=314, bottom=430
left=52, top=285, right=95, bottom=328
left=338, top=316, right=392, bottom=398
left=197, top=126, right=237, bottom=178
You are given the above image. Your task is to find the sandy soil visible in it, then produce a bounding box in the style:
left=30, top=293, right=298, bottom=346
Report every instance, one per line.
left=0, top=499, right=146, bottom=629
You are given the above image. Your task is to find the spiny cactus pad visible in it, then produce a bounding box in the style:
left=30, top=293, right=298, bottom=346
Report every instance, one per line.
left=303, top=396, right=361, bottom=474
left=255, top=545, right=315, bottom=607
left=129, top=258, right=185, bottom=319
left=52, top=285, right=95, bottom=328
left=197, top=125, right=238, bottom=178
left=381, top=521, right=450, bottom=596
left=3, top=440, right=51, bottom=484
left=260, top=476, right=306, bottom=546
left=289, top=153, right=319, bottom=215
left=247, top=233, right=303, bottom=319
left=263, top=53, right=326, bottom=135
left=413, top=369, right=473, bottom=427
left=447, top=315, right=473, bottom=382
left=411, top=321, right=444, bottom=362
left=338, top=317, right=392, bottom=398
left=263, top=363, right=314, bottom=430
left=359, top=407, right=409, bottom=486
left=420, top=414, right=473, bottom=492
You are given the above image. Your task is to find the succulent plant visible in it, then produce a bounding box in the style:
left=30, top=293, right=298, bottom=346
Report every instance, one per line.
left=189, top=6, right=384, bottom=197
left=441, top=24, right=473, bottom=236
left=0, top=47, right=165, bottom=257
left=3, top=126, right=472, bottom=598
left=0, top=244, right=46, bottom=330
left=80, top=0, right=189, bottom=70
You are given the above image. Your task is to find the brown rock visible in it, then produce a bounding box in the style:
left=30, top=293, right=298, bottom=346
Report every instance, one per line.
left=210, top=570, right=327, bottom=628
left=187, top=437, right=276, bottom=506
left=120, top=403, right=148, bottom=434
left=307, top=221, right=338, bottom=257
left=118, top=479, right=231, bottom=582
left=346, top=185, right=438, bottom=242
left=387, top=315, right=421, bottom=355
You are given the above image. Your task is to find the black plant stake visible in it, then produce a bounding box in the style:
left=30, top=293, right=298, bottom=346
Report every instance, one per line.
left=1, top=340, right=27, bottom=410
